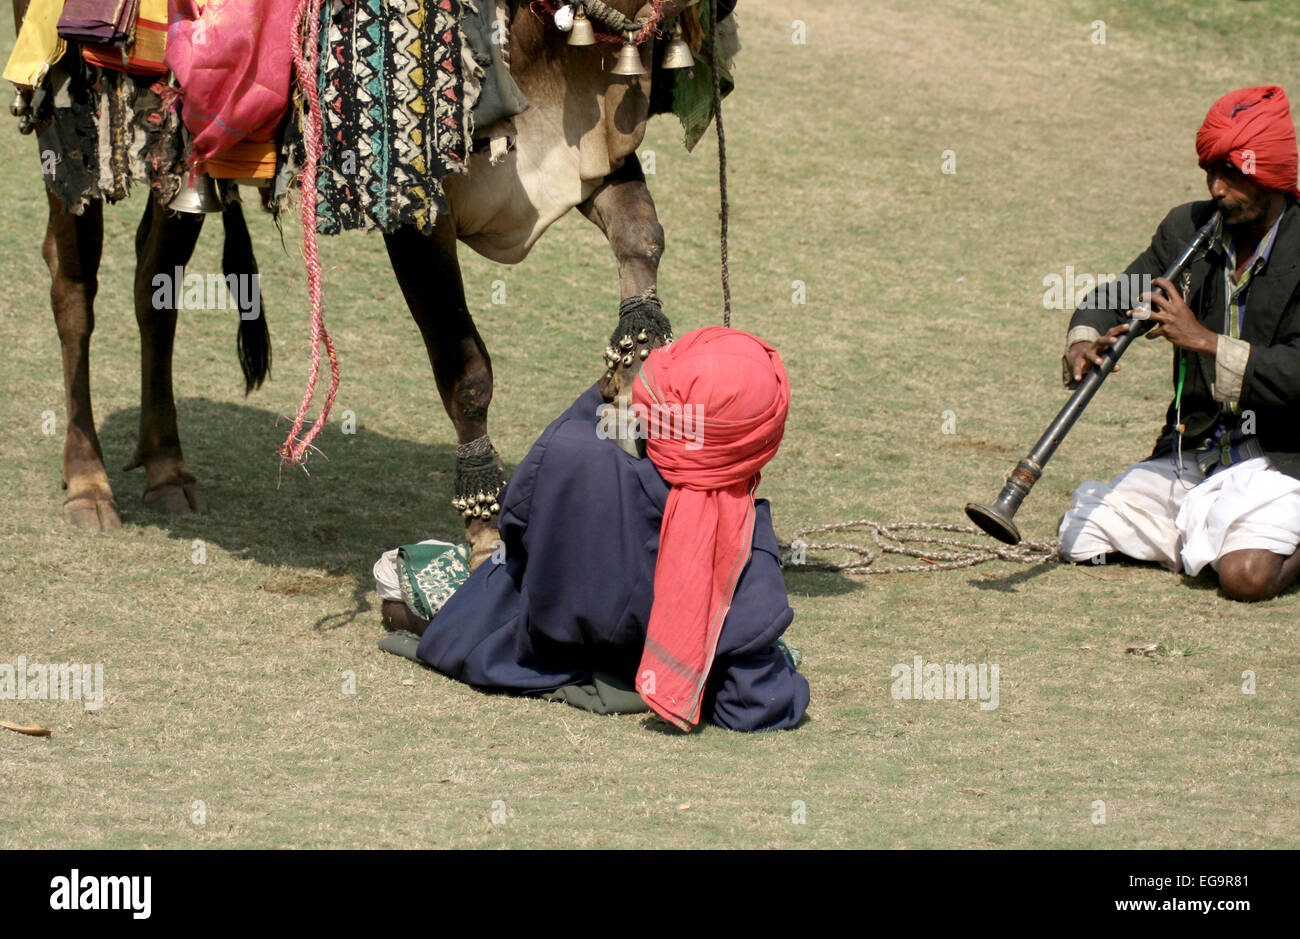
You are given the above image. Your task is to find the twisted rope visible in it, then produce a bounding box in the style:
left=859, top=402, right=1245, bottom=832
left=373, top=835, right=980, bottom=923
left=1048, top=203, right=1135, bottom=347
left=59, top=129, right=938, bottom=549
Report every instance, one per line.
left=583, top=0, right=665, bottom=42
left=533, top=1, right=664, bottom=43
left=709, top=0, right=731, bottom=326
left=783, top=521, right=1058, bottom=575
left=281, top=0, right=340, bottom=470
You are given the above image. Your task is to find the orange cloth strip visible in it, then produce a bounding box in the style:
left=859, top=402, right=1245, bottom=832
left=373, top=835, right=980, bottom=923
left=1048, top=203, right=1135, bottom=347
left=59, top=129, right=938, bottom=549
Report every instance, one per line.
left=202, top=139, right=277, bottom=179
left=81, top=15, right=167, bottom=74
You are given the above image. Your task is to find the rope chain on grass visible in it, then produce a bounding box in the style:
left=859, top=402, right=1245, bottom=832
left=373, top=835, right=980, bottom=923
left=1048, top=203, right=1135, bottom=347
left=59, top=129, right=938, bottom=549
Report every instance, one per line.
left=281, top=0, right=340, bottom=472
left=782, top=520, right=1058, bottom=575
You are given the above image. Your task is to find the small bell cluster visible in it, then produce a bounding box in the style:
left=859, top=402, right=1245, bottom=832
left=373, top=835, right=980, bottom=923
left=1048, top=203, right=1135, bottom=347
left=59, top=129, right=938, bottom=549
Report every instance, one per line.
left=453, top=489, right=501, bottom=520
left=602, top=327, right=669, bottom=380
left=553, top=3, right=695, bottom=79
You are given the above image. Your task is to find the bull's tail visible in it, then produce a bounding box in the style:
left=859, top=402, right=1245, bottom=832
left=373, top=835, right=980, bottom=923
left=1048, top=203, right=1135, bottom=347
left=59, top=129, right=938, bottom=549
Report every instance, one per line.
left=221, top=198, right=272, bottom=394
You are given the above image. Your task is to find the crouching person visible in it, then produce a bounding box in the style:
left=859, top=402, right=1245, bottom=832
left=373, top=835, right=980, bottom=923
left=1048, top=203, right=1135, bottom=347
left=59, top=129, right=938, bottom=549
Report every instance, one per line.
left=379, top=327, right=809, bottom=732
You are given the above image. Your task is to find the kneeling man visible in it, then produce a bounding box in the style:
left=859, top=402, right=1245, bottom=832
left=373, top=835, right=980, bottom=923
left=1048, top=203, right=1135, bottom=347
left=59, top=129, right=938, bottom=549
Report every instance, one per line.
left=390, top=327, right=808, bottom=732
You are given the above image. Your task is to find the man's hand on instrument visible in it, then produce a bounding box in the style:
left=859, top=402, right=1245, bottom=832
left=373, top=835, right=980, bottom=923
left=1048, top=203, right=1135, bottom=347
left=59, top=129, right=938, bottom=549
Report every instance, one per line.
left=1067, top=323, right=1130, bottom=383
left=1140, top=277, right=1218, bottom=354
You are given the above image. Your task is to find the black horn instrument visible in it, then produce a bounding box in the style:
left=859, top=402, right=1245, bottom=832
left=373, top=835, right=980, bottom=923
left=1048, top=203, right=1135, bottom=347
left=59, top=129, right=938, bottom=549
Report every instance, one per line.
left=965, top=212, right=1221, bottom=545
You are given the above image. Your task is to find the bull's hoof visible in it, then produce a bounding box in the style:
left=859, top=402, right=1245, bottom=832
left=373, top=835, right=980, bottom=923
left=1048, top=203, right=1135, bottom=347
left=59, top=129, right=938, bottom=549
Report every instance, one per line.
left=142, top=475, right=208, bottom=515
left=63, top=495, right=122, bottom=530
left=465, top=517, right=500, bottom=572
left=600, top=295, right=672, bottom=401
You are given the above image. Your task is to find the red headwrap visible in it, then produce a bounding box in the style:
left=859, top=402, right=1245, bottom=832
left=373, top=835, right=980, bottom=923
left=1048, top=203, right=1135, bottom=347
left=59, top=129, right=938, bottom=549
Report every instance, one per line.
left=632, top=327, right=790, bottom=731
left=1196, top=85, right=1300, bottom=198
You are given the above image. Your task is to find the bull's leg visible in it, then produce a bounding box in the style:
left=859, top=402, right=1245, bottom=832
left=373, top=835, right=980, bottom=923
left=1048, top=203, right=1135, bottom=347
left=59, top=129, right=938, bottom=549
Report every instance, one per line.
left=577, top=157, right=673, bottom=400
left=122, top=196, right=208, bottom=514
left=384, top=213, right=506, bottom=570
left=42, top=188, right=121, bottom=529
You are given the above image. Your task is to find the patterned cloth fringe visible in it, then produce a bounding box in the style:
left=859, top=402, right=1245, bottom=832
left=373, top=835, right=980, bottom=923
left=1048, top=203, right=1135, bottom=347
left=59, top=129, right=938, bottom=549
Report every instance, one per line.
left=37, top=61, right=187, bottom=214
left=278, top=0, right=484, bottom=236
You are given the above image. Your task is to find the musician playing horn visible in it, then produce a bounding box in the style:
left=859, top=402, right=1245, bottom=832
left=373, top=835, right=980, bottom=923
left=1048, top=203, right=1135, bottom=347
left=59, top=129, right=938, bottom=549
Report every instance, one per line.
left=1058, top=86, right=1300, bottom=601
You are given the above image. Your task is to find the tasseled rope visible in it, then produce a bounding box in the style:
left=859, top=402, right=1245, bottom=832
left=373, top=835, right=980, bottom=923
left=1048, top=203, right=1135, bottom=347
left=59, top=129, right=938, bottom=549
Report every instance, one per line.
left=281, top=0, right=340, bottom=470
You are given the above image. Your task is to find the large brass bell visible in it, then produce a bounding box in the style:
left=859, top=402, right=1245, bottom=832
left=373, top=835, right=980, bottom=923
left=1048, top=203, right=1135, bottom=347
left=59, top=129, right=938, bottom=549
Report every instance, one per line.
left=168, top=170, right=225, bottom=214
left=610, top=34, right=646, bottom=78
left=661, top=21, right=694, bottom=70
left=567, top=5, right=596, bottom=46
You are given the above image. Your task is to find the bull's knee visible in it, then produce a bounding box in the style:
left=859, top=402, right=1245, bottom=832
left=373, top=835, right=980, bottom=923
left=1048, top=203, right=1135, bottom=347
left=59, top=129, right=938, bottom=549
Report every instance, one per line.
left=610, top=214, right=664, bottom=267
left=1217, top=550, right=1283, bottom=602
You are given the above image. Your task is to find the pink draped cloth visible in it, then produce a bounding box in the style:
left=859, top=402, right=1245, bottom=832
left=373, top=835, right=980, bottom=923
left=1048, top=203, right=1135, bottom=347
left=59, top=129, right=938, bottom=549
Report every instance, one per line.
left=165, top=0, right=295, bottom=163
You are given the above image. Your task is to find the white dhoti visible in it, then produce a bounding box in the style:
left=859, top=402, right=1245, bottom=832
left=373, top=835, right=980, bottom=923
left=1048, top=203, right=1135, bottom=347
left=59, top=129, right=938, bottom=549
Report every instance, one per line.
left=1058, top=456, right=1300, bottom=574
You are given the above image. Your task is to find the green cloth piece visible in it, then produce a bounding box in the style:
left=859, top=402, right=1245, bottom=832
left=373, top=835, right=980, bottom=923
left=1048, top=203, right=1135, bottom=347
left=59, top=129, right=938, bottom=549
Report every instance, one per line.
left=673, top=0, right=737, bottom=151
left=462, top=0, right=529, bottom=132
left=379, top=630, right=423, bottom=662
left=397, top=541, right=472, bottom=621
left=378, top=631, right=648, bottom=715
left=776, top=638, right=802, bottom=671
left=535, top=672, right=650, bottom=715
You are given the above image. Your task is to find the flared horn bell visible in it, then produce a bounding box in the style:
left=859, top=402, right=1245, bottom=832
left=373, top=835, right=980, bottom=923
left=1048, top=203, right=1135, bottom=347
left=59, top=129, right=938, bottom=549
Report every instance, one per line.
left=168, top=171, right=225, bottom=214
left=568, top=8, right=596, bottom=46
left=610, top=36, right=646, bottom=78
left=661, top=22, right=694, bottom=69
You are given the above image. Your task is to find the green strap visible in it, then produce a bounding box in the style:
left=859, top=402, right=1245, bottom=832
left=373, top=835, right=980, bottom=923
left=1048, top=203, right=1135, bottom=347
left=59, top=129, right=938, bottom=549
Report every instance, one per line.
left=1175, top=353, right=1186, bottom=412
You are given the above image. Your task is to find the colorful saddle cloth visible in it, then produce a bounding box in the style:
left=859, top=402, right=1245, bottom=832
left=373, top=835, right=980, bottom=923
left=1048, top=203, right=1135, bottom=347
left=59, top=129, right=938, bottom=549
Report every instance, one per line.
left=274, top=0, right=488, bottom=236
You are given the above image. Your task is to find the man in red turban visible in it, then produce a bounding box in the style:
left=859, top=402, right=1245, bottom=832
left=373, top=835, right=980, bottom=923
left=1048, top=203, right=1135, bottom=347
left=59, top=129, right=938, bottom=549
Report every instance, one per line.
left=381, top=327, right=809, bottom=732
left=1059, top=86, right=1300, bottom=601
left=632, top=327, right=791, bottom=729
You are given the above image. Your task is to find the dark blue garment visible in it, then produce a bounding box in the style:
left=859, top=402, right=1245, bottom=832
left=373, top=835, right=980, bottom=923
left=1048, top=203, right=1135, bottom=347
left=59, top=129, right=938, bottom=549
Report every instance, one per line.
left=417, top=383, right=809, bottom=732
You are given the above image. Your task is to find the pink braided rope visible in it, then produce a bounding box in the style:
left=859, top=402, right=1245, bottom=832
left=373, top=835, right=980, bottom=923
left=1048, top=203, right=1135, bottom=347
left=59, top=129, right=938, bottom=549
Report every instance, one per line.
left=280, top=0, right=340, bottom=469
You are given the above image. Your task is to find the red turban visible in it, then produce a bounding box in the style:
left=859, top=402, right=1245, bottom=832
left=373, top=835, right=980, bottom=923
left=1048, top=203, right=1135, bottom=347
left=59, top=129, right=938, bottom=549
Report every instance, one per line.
left=1196, top=85, right=1300, bottom=198
left=632, top=327, right=790, bottom=731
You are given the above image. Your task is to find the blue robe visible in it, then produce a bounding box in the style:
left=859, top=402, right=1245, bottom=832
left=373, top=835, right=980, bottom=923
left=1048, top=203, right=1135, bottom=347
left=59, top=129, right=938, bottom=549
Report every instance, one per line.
left=417, top=384, right=810, bottom=731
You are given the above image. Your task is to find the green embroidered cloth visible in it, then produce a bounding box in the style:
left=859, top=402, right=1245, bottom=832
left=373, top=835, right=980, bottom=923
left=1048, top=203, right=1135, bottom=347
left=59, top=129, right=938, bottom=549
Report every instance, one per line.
left=398, top=541, right=472, bottom=622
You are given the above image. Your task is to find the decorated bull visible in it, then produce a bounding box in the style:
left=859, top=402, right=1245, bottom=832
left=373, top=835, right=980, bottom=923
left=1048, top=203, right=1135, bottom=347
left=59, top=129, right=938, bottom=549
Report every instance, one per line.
left=6, top=0, right=737, bottom=565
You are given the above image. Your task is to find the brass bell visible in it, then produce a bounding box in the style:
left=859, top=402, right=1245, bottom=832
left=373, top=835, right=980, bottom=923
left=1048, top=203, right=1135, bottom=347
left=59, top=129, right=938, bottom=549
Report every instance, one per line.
left=610, top=35, right=646, bottom=78
left=168, top=170, right=224, bottom=214
left=661, top=21, right=694, bottom=70
left=568, top=6, right=596, bottom=46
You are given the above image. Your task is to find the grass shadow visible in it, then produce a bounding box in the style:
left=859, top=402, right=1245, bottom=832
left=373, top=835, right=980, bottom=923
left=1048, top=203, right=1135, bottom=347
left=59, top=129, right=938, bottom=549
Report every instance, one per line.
left=782, top=567, right=866, bottom=597
left=99, top=398, right=490, bottom=630
left=969, top=559, right=1060, bottom=593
